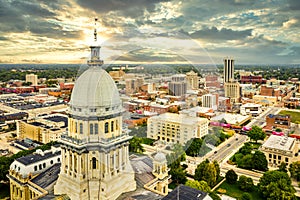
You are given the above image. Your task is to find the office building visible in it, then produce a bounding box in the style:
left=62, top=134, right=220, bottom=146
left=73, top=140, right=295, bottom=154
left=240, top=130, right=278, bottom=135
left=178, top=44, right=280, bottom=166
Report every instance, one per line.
left=223, top=57, right=234, bottom=83
left=240, top=103, right=262, bottom=116
left=168, top=74, right=187, bottom=96
left=224, top=81, right=241, bottom=103
left=202, top=94, right=217, bottom=110
left=266, top=114, right=291, bottom=129
left=260, top=135, right=298, bottom=167
left=25, top=74, right=38, bottom=86
left=147, top=113, right=209, bottom=145
left=186, top=70, right=198, bottom=90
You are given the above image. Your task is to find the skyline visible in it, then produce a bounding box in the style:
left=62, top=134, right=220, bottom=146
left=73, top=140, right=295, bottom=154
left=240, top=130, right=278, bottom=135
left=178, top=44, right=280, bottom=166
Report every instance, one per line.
left=0, top=0, right=300, bottom=64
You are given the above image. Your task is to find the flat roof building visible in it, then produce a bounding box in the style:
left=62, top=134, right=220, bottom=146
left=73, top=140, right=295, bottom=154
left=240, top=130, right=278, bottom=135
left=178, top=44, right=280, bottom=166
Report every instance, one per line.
left=147, top=113, right=209, bottom=145
left=260, top=135, right=298, bottom=168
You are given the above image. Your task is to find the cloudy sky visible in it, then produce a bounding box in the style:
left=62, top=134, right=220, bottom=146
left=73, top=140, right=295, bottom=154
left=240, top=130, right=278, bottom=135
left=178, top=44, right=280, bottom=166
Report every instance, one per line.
left=1, top=0, right=300, bottom=65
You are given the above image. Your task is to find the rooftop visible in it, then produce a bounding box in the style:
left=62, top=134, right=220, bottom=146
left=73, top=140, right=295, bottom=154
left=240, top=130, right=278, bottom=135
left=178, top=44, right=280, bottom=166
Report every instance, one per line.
left=31, top=163, right=61, bottom=189
left=17, top=149, right=61, bottom=166
left=162, top=185, right=210, bottom=200
left=150, top=113, right=208, bottom=125
left=262, top=135, right=295, bottom=152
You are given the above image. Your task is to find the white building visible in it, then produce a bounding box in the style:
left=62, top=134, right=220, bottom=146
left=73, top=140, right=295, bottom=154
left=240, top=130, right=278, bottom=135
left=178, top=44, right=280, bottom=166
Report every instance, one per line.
left=240, top=103, right=262, bottom=116
left=202, top=94, right=217, bottom=110
left=260, top=135, right=298, bottom=167
left=147, top=113, right=209, bottom=145
left=25, top=74, right=38, bottom=86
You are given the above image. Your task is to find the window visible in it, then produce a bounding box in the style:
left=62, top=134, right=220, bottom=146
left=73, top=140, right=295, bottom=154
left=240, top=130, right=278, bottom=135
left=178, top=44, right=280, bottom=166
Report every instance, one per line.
left=50, top=160, right=53, bottom=164
left=269, top=154, right=272, bottom=158
left=92, top=157, right=97, bottom=169
left=95, top=124, right=99, bottom=134
left=39, top=164, right=42, bottom=170
left=90, top=124, right=94, bottom=134
left=278, top=155, right=281, bottom=160
left=111, top=121, right=114, bottom=132
left=80, top=123, right=83, bottom=134
left=58, top=158, right=60, bottom=162
left=285, top=157, right=289, bottom=163
left=43, top=163, right=46, bottom=168
left=105, top=122, right=109, bottom=133
left=116, top=120, right=119, bottom=130
left=75, top=122, right=78, bottom=133
left=34, top=166, right=37, bottom=171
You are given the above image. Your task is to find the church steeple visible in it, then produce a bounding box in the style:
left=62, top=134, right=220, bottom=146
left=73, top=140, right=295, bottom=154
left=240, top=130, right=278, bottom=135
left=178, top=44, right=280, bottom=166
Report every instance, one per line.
left=87, top=17, right=103, bottom=66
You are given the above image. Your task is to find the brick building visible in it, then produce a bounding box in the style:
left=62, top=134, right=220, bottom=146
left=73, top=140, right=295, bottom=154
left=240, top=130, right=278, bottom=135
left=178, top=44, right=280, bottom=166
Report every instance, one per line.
left=266, top=114, right=291, bottom=129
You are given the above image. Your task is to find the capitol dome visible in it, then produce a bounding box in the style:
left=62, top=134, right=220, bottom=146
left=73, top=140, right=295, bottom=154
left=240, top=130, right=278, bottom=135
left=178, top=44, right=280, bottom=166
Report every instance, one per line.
left=69, top=66, right=122, bottom=117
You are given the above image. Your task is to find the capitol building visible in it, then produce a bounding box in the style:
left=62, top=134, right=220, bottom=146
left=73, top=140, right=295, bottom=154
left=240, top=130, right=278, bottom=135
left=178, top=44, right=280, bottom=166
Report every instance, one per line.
left=53, top=20, right=137, bottom=199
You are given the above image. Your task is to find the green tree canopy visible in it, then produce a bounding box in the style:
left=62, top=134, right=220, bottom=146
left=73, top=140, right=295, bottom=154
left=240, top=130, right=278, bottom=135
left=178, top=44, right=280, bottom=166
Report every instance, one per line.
left=289, top=161, right=300, bottom=181
left=194, top=159, right=219, bottom=187
left=258, top=170, right=296, bottom=199
left=238, top=175, right=254, bottom=192
left=248, top=125, right=266, bottom=143
left=129, top=136, right=144, bottom=153
left=185, top=138, right=204, bottom=157
left=170, top=166, right=187, bottom=185
left=185, top=180, right=211, bottom=193
left=252, top=151, right=268, bottom=171
left=225, top=169, right=238, bottom=184
left=240, top=192, right=251, bottom=200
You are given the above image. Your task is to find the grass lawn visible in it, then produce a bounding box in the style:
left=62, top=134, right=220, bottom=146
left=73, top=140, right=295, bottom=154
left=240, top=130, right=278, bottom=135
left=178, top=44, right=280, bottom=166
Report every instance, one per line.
left=0, top=183, right=10, bottom=199
left=217, top=181, right=264, bottom=200
left=279, top=110, right=300, bottom=124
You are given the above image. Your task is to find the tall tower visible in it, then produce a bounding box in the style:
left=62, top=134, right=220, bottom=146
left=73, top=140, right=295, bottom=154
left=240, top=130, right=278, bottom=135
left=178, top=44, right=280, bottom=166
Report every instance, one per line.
left=54, top=18, right=136, bottom=200
left=223, top=57, right=234, bottom=83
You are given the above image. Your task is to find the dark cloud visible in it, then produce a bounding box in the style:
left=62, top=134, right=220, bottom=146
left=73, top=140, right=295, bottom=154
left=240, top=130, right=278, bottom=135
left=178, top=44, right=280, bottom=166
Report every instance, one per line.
left=0, top=36, right=9, bottom=41
left=287, top=0, right=300, bottom=10
left=76, top=0, right=170, bottom=17
left=182, top=27, right=252, bottom=41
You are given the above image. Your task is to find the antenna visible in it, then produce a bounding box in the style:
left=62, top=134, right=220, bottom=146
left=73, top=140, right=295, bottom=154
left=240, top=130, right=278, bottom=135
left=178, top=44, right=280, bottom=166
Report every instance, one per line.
left=94, top=17, right=98, bottom=42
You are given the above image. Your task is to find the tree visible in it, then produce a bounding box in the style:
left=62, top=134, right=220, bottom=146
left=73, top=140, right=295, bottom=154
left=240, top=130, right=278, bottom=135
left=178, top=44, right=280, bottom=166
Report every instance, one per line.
left=129, top=136, right=144, bottom=153
left=194, top=159, right=219, bottom=187
left=240, top=192, right=251, bottom=200
left=172, top=143, right=186, bottom=162
left=239, top=143, right=252, bottom=155
left=258, top=170, right=296, bottom=199
left=185, top=180, right=211, bottom=193
left=278, top=162, right=288, bottom=173
left=237, top=154, right=253, bottom=170
left=170, top=166, right=187, bottom=184
left=252, top=151, right=268, bottom=171
left=185, top=138, right=203, bottom=157
left=247, top=125, right=266, bottom=143
left=289, top=161, right=300, bottom=181
left=238, top=175, right=254, bottom=192
left=225, top=169, right=238, bottom=184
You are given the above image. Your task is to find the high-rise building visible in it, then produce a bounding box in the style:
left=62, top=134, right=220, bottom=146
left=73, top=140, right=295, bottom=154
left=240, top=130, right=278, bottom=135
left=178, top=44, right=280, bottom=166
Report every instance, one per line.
left=54, top=18, right=136, bottom=200
left=25, top=74, right=38, bottom=86
left=125, top=77, right=144, bottom=95
left=223, top=57, right=234, bottom=83
left=168, top=74, right=187, bottom=96
left=224, top=81, right=241, bottom=103
left=186, top=71, right=198, bottom=90
left=202, top=94, right=217, bottom=110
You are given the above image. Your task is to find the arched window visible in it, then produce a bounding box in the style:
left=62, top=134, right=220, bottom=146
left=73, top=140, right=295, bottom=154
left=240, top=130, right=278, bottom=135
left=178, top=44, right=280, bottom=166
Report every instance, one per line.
left=90, top=124, right=94, bottom=134
left=105, top=122, right=109, bottom=133
left=92, top=157, right=97, bottom=169
left=79, top=123, right=83, bottom=134
left=95, top=124, right=99, bottom=134
left=111, top=121, right=114, bottom=132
